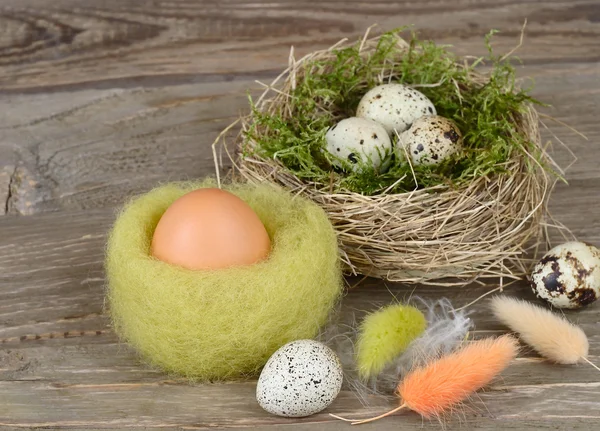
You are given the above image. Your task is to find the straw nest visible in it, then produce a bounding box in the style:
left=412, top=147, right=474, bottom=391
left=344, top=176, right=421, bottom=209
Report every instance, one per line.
left=216, top=30, right=560, bottom=285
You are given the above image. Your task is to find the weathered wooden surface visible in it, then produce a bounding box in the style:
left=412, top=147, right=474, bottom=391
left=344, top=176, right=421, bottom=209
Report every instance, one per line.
left=1, top=0, right=599, bottom=429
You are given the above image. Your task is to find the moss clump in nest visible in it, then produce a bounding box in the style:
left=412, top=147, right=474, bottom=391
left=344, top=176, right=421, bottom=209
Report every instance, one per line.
left=243, top=29, right=543, bottom=195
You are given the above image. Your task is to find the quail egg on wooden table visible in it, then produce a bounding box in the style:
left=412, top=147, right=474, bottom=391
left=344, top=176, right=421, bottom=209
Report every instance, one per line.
left=398, top=115, right=463, bottom=166
left=531, top=241, right=600, bottom=309
left=356, top=83, right=436, bottom=136
left=256, top=339, right=344, bottom=418
left=325, top=117, right=392, bottom=172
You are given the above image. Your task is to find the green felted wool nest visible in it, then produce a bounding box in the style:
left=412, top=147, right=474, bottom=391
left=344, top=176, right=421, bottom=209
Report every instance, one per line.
left=105, top=181, right=342, bottom=380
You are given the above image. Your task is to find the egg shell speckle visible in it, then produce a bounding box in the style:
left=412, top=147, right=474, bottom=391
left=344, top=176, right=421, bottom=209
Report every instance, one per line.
left=531, top=241, right=600, bottom=309
left=256, top=340, right=343, bottom=418
left=356, top=83, right=436, bottom=136
left=398, top=115, right=463, bottom=166
left=325, top=117, right=392, bottom=172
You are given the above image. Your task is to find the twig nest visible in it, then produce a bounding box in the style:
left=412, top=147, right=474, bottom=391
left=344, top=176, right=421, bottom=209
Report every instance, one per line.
left=228, top=31, right=556, bottom=283
left=356, top=83, right=436, bottom=136
left=325, top=117, right=392, bottom=172
left=399, top=116, right=463, bottom=166
left=106, top=181, right=342, bottom=380
left=531, top=241, right=600, bottom=309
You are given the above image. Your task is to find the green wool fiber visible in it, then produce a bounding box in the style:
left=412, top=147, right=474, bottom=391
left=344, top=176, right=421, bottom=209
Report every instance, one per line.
left=356, top=304, right=427, bottom=380
left=106, top=181, right=342, bottom=381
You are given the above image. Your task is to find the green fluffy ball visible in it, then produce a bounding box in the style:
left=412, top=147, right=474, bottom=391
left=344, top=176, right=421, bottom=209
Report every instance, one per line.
left=106, top=181, right=342, bottom=380
left=356, top=304, right=427, bottom=380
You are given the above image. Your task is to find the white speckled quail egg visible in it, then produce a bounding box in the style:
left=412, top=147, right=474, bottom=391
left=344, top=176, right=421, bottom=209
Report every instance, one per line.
left=398, top=115, right=463, bottom=166
left=325, top=117, right=392, bottom=172
left=356, top=83, right=436, bottom=136
left=256, top=339, right=343, bottom=418
left=531, top=241, right=600, bottom=309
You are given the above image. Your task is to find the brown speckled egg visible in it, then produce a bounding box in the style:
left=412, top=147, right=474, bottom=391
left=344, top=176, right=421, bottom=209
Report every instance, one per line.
left=356, top=84, right=436, bottom=136
left=398, top=116, right=463, bottom=166
left=531, top=241, right=600, bottom=309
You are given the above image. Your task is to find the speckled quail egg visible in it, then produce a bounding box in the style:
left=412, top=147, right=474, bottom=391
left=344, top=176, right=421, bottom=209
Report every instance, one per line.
left=325, top=117, right=392, bottom=172
left=531, top=241, right=600, bottom=309
left=398, top=115, right=463, bottom=166
left=356, top=83, right=436, bottom=136
left=256, top=339, right=343, bottom=418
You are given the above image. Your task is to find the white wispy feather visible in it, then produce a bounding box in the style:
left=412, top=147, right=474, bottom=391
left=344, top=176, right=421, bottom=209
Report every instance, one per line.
left=322, top=298, right=472, bottom=404
left=319, top=314, right=372, bottom=404
left=491, top=296, right=588, bottom=364
left=371, top=298, right=473, bottom=394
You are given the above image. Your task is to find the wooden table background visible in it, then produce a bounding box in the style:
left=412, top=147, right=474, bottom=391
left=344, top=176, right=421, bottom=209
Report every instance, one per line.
left=1, top=1, right=599, bottom=429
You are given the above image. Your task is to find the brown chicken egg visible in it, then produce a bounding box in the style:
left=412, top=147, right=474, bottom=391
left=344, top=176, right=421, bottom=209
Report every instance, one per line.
left=151, top=188, right=271, bottom=270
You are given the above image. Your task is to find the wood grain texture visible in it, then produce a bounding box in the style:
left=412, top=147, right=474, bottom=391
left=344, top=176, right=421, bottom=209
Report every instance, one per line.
left=1, top=0, right=600, bottom=429
left=0, top=0, right=599, bottom=214
left=1, top=207, right=600, bottom=429
left=0, top=82, right=248, bottom=214
left=0, top=0, right=599, bottom=91
left=1, top=63, right=597, bottom=215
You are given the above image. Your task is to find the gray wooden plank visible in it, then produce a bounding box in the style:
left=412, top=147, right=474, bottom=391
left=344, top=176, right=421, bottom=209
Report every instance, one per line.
left=1, top=422, right=599, bottom=431
left=0, top=83, right=247, bottom=214
left=1, top=379, right=599, bottom=429
left=0, top=0, right=599, bottom=92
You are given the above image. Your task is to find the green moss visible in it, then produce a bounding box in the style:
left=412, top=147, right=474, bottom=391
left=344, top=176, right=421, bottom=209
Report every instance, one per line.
left=243, top=29, right=547, bottom=195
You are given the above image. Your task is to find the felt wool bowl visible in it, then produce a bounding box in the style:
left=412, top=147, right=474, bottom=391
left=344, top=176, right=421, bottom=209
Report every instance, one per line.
left=106, top=181, right=342, bottom=380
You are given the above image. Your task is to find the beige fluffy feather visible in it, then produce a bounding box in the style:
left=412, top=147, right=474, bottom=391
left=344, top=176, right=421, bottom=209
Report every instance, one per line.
left=491, top=296, right=588, bottom=364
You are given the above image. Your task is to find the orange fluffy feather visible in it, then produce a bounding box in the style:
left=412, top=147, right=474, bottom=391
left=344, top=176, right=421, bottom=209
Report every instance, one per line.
left=398, top=335, right=519, bottom=418
left=330, top=335, right=519, bottom=424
